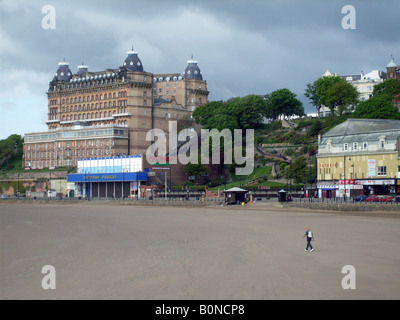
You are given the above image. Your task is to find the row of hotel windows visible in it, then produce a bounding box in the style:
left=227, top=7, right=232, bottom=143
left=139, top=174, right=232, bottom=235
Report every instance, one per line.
left=49, top=102, right=135, bottom=120
left=320, top=166, right=390, bottom=176
left=26, top=146, right=114, bottom=159
left=343, top=141, right=385, bottom=151
left=57, top=91, right=131, bottom=105
left=60, top=100, right=129, bottom=112
left=26, top=139, right=116, bottom=151
left=59, top=110, right=128, bottom=121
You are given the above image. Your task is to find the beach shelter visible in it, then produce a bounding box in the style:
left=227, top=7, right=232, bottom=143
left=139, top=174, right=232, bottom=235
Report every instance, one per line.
left=278, top=189, right=287, bottom=202
left=223, top=187, right=249, bottom=205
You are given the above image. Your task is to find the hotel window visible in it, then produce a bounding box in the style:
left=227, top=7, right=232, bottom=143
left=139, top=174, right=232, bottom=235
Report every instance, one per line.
left=363, top=142, right=367, bottom=150
left=344, top=143, right=348, bottom=151
left=377, top=166, right=386, bottom=176
left=353, top=142, right=358, bottom=150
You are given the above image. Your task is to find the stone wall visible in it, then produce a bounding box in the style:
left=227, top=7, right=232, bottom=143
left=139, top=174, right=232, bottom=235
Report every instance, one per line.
left=284, top=202, right=400, bottom=212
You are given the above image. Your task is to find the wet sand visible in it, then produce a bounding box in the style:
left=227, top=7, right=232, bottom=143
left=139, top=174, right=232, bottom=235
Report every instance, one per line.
left=1, top=202, right=400, bottom=299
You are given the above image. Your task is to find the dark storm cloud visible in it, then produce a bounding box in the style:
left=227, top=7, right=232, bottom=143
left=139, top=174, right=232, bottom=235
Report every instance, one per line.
left=1, top=0, right=400, bottom=138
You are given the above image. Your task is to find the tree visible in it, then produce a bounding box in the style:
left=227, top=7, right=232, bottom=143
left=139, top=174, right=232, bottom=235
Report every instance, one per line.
left=308, top=119, right=323, bottom=137
left=0, top=134, right=23, bottom=169
left=264, top=88, right=304, bottom=120
left=193, top=95, right=267, bottom=130
left=304, top=82, right=321, bottom=116
left=192, top=101, right=225, bottom=128
left=372, top=78, right=400, bottom=96
left=184, top=162, right=207, bottom=177
left=311, top=75, right=358, bottom=117
left=227, top=95, right=267, bottom=129
left=352, top=78, right=400, bottom=120
left=353, top=94, right=400, bottom=120
left=325, top=80, right=359, bottom=116
left=285, top=156, right=308, bottom=184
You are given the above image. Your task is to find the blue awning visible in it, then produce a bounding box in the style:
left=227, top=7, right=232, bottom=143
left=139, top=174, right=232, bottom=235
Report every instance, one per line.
left=67, top=172, right=147, bottom=183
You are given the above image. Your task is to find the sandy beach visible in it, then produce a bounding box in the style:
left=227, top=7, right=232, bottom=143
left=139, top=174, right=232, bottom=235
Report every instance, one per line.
left=1, top=201, right=400, bottom=300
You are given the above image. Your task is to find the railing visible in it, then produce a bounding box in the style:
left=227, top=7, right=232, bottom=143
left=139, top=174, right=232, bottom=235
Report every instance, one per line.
left=291, top=196, right=400, bottom=205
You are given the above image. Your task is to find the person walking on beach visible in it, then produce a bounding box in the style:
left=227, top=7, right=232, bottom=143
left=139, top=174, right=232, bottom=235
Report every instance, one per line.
left=304, top=228, right=314, bottom=252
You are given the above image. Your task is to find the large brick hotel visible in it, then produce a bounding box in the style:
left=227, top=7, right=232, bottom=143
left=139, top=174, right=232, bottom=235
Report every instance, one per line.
left=23, top=49, right=209, bottom=173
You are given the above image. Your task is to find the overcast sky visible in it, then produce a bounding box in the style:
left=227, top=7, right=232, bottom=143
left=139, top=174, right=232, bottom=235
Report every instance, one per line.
left=1, top=0, right=400, bottom=139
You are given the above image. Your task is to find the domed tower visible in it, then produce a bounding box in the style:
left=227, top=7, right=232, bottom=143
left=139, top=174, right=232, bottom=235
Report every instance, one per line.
left=76, top=62, right=89, bottom=76
left=183, top=55, right=203, bottom=80
left=182, top=55, right=208, bottom=111
left=55, top=60, right=73, bottom=82
left=123, top=48, right=144, bottom=72
left=386, top=55, right=397, bottom=79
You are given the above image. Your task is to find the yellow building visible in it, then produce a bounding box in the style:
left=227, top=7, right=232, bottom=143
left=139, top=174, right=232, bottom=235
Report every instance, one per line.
left=317, top=119, right=400, bottom=198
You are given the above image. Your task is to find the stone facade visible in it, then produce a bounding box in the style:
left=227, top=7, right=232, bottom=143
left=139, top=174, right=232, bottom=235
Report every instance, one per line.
left=23, top=50, right=210, bottom=185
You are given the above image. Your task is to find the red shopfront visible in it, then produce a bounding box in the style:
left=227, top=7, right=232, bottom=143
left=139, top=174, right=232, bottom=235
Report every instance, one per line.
left=338, top=179, right=363, bottom=198
left=354, top=179, right=397, bottom=196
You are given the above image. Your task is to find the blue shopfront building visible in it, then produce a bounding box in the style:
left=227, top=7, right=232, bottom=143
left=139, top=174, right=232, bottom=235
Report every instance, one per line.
left=67, top=156, right=148, bottom=198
